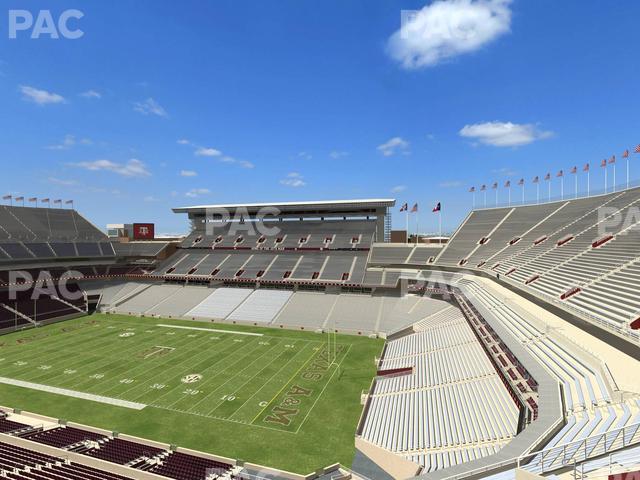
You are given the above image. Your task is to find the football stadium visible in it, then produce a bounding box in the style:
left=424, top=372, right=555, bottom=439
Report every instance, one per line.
left=3, top=1, right=640, bottom=479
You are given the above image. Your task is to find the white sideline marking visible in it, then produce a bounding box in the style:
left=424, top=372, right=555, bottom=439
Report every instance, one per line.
left=0, top=377, right=147, bottom=410
left=156, top=324, right=263, bottom=337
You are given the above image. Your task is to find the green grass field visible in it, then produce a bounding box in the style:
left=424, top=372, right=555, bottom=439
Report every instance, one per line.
left=0, top=314, right=383, bottom=473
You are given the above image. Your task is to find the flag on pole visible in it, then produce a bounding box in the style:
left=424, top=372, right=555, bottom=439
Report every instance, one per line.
left=544, top=173, right=551, bottom=181
left=53, top=199, right=62, bottom=204
left=432, top=202, right=441, bottom=213
left=15, top=196, right=24, bottom=201
left=480, top=184, right=487, bottom=191
left=399, top=202, right=408, bottom=212
left=492, top=182, right=498, bottom=189
left=2, top=195, right=11, bottom=200
left=570, top=166, right=577, bottom=174
left=41, top=198, right=50, bottom=203
left=609, top=155, right=616, bottom=165
left=623, top=150, right=629, bottom=158
left=28, top=197, right=37, bottom=203
left=600, top=159, right=607, bottom=168
left=65, top=200, right=73, bottom=204
left=557, top=170, right=564, bottom=177
left=469, top=186, right=476, bottom=193
left=583, top=163, right=590, bottom=172
left=505, top=180, right=511, bottom=188
left=518, top=178, right=524, bottom=186
left=410, top=203, right=418, bottom=213
left=532, top=176, right=539, bottom=184
left=635, top=145, right=640, bottom=153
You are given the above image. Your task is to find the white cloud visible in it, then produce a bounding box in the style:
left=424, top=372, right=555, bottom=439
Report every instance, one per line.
left=133, top=98, right=168, bottom=117
left=439, top=180, right=463, bottom=188
left=329, top=150, right=349, bottom=159
left=19, top=85, right=65, bottom=105
left=377, top=137, right=410, bottom=157
left=280, top=172, right=306, bottom=188
left=177, top=139, right=191, bottom=145
left=298, top=151, right=312, bottom=160
left=387, top=0, right=512, bottom=69
left=391, top=185, right=407, bottom=193
left=46, top=134, right=76, bottom=151
left=69, top=158, right=151, bottom=177
left=195, top=147, right=222, bottom=157
left=185, top=188, right=211, bottom=198
left=143, top=195, right=159, bottom=202
left=238, top=160, right=254, bottom=169
left=180, top=170, right=197, bottom=177
left=47, top=177, right=78, bottom=187
left=459, top=121, right=554, bottom=147
left=80, top=90, right=101, bottom=99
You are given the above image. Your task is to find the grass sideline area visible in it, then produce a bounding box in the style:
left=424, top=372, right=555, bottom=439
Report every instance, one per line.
left=0, top=313, right=384, bottom=473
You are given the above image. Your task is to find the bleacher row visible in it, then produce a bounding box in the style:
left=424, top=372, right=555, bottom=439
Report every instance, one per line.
left=0, top=415, right=236, bottom=480
left=0, top=241, right=115, bottom=262
left=104, top=282, right=453, bottom=334
left=155, top=249, right=369, bottom=284
left=434, top=186, right=640, bottom=333
left=456, top=277, right=640, bottom=468
left=360, top=306, right=520, bottom=472
left=181, top=219, right=376, bottom=250
left=0, top=206, right=105, bottom=242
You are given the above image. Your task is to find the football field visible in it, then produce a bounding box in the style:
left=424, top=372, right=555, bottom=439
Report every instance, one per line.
left=0, top=314, right=383, bottom=472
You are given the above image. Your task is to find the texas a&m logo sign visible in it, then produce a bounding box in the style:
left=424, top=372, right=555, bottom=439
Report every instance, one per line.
left=133, top=223, right=155, bottom=240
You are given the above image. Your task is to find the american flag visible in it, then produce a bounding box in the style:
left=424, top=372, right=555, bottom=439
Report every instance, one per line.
left=532, top=176, right=539, bottom=184
left=609, top=155, right=616, bottom=165
left=65, top=200, right=74, bottom=205
left=600, top=159, right=607, bottom=167
left=480, top=185, right=487, bottom=191
left=583, top=163, right=590, bottom=172
left=41, top=198, right=50, bottom=203
left=623, top=150, right=629, bottom=158
left=2, top=195, right=11, bottom=200
left=570, top=166, right=577, bottom=174
left=410, top=203, right=418, bottom=213
left=53, top=199, right=62, bottom=204
left=28, top=197, right=37, bottom=202
left=545, top=173, right=551, bottom=181
left=432, top=202, right=441, bottom=213
left=399, top=202, right=408, bottom=212
left=15, top=196, right=24, bottom=201
left=505, top=180, right=511, bottom=188
left=635, top=144, right=640, bottom=153
left=557, top=170, right=563, bottom=177
left=492, top=182, right=498, bottom=189
left=518, top=178, right=524, bottom=186
left=469, top=186, right=475, bottom=193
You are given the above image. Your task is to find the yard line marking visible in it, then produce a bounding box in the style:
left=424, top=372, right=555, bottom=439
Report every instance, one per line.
left=294, top=344, right=352, bottom=434
left=250, top=343, right=322, bottom=425
left=227, top=341, right=321, bottom=421
left=149, top=404, right=297, bottom=434
left=156, top=324, right=263, bottom=337
left=0, top=376, right=147, bottom=410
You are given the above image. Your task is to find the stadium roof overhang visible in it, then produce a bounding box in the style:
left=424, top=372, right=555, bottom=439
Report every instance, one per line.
left=172, top=199, right=396, bottom=217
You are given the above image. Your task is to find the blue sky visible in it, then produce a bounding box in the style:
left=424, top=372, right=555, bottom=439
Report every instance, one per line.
left=1, top=0, right=639, bottom=235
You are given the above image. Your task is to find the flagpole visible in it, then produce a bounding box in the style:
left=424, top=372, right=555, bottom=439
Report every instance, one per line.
left=508, top=187, right=511, bottom=207
left=472, top=191, right=475, bottom=209
left=605, top=166, right=608, bottom=193
left=438, top=210, right=442, bottom=238
left=561, top=176, right=564, bottom=200
left=587, top=169, right=590, bottom=196
left=627, top=157, right=630, bottom=190
left=521, top=184, right=524, bottom=204
left=536, top=183, right=539, bottom=204
left=574, top=174, right=578, bottom=198
left=405, top=211, right=409, bottom=244
left=613, top=164, right=617, bottom=192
